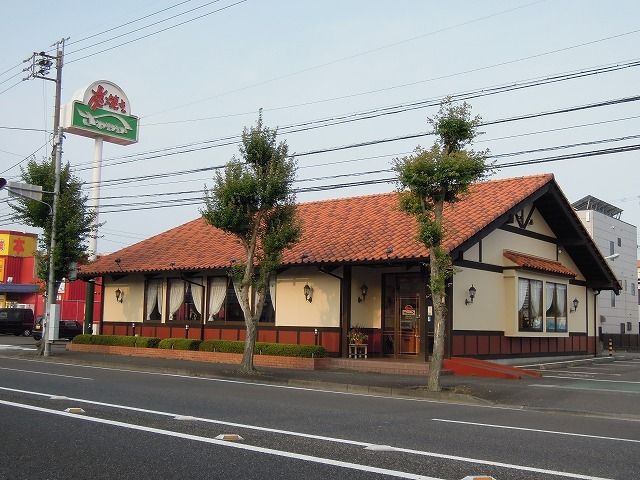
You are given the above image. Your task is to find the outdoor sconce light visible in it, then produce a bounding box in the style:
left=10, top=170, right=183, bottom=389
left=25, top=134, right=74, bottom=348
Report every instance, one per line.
left=304, top=284, right=313, bottom=303
left=184, top=324, right=190, bottom=338
left=570, top=298, right=579, bottom=313
left=465, top=284, right=476, bottom=305
left=115, top=288, right=124, bottom=303
left=357, top=284, right=368, bottom=303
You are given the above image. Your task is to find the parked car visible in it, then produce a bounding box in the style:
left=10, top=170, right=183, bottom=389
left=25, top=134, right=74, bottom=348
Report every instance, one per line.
left=32, top=317, right=83, bottom=341
left=0, top=308, right=35, bottom=337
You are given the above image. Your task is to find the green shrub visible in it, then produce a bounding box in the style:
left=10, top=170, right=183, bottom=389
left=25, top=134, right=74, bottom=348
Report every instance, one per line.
left=158, top=338, right=201, bottom=350
left=72, top=334, right=160, bottom=348
left=199, top=340, right=325, bottom=358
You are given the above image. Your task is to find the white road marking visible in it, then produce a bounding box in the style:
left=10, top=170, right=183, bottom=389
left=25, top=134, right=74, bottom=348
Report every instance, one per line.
left=0, top=399, right=442, bottom=480
left=0, top=386, right=616, bottom=479
left=518, top=358, right=611, bottom=368
left=0, top=367, right=93, bottom=380
left=431, top=418, right=640, bottom=443
left=0, top=344, right=37, bottom=351
left=0, top=356, right=522, bottom=411
left=543, top=376, right=640, bottom=384
left=530, top=384, right=640, bottom=396
left=611, top=361, right=640, bottom=366
left=545, top=370, right=621, bottom=376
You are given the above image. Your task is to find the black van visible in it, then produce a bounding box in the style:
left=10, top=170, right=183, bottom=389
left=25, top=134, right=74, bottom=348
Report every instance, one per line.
left=0, top=308, right=35, bottom=337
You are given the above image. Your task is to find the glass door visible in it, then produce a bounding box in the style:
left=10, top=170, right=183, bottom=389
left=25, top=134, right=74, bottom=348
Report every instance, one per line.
left=382, top=273, right=422, bottom=358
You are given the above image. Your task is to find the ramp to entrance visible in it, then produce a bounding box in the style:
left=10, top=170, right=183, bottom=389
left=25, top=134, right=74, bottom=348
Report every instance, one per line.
left=443, top=357, right=543, bottom=379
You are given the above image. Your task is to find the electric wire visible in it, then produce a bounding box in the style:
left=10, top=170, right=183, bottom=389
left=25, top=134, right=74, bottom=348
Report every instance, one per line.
left=66, top=0, right=248, bottom=65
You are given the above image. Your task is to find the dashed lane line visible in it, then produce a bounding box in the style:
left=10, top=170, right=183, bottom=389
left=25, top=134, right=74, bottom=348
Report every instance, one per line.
left=0, top=399, right=441, bottom=480
left=0, top=366, right=93, bottom=380
left=432, top=418, right=640, bottom=443
left=0, top=386, right=617, bottom=479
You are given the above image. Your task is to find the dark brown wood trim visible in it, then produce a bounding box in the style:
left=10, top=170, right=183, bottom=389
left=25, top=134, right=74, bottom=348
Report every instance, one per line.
left=478, top=239, right=483, bottom=263
left=340, top=265, right=352, bottom=358
left=569, top=332, right=587, bottom=336
left=454, top=259, right=503, bottom=273
left=499, top=224, right=557, bottom=244
left=569, top=279, right=588, bottom=286
left=453, top=330, right=505, bottom=335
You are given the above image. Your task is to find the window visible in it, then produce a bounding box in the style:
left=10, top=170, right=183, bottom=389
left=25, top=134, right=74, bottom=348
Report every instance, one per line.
left=617, top=237, right=622, bottom=247
left=545, top=282, right=567, bottom=332
left=611, top=291, right=616, bottom=308
left=258, top=288, right=275, bottom=323
left=627, top=322, right=632, bottom=332
left=167, top=278, right=203, bottom=322
left=206, top=278, right=244, bottom=323
left=609, top=241, right=615, bottom=255
left=518, top=278, right=543, bottom=332
left=144, top=279, right=163, bottom=321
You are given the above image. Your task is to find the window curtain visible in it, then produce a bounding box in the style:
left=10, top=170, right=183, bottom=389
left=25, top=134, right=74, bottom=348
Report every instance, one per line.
left=208, top=278, right=227, bottom=321
left=530, top=280, right=542, bottom=319
left=557, top=284, right=567, bottom=331
left=269, top=276, right=276, bottom=311
left=156, top=282, right=163, bottom=317
left=169, top=280, right=185, bottom=320
left=145, top=280, right=159, bottom=320
left=190, top=281, right=204, bottom=316
left=518, top=279, right=528, bottom=311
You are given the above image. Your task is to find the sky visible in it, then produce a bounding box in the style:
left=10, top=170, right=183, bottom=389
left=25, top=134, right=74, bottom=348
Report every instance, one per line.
left=1, top=0, right=639, bottom=257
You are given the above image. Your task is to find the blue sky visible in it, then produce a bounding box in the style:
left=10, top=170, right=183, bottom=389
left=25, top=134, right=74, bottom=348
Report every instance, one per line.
left=1, top=0, right=639, bottom=255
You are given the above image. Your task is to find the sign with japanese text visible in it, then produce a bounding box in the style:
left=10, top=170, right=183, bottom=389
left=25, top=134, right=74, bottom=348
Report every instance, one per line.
left=62, top=80, right=139, bottom=145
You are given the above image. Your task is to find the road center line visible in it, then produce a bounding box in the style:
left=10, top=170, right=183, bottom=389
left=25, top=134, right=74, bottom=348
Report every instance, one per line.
left=545, top=370, right=621, bottom=376
left=543, top=376, right=640, bottom=384
left=0, top=356, right=522, bottom=411
left=0, top=366, right=93, bottom=380
left=0, top=386, right=615, bottom=479
left=431, top=418, right=640, bottom=443
left=0, top=399, right=440, bottom=480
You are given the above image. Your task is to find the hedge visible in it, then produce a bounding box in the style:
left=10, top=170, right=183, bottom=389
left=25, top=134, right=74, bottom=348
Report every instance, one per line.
left=72, top=334, right=160, bottom=348
left=72, top=335, right=326, bottom=357
left=158, top=338, right=202, bottom=350
left=199, top=340, right=326, bottom=358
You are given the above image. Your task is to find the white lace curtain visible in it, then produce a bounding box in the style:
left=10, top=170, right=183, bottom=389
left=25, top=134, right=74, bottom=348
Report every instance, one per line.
left=145, top=280, right=162, bottom=320
left=190, top=281, right=204, bottom=316
left=208, top=277, right=227, bottom=321
left=518, top=279, right=527, bottom=311
left=269, top=276, right=276, bottom=311
left=169, top=280, right=185, bottom=320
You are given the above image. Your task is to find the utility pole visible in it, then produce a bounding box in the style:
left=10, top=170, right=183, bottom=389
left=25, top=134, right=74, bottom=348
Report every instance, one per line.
left=26, top=38, right=67, bottom=356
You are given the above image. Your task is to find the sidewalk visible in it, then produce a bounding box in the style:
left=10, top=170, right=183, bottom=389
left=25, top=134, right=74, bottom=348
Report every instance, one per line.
left=12, top=344, right=636, bottom=419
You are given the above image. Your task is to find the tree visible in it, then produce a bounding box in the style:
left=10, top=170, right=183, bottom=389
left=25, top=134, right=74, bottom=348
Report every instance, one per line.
left=394, top=100, right=489, bottom=391
left=201, top=114, right=301, bottom=374
left=10, top=158, right=96, bottom=293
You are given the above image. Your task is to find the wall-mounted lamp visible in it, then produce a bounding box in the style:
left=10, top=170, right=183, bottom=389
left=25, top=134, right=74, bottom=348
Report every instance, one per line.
left=570, top=298, right=579, bottom=313
left=115, top=288, right=124, bottom=303
left=357, top=284, right=368, bottom=303
left=303, top=284, right=313, bottom=303
left=465, top=284, right=477, bottom=305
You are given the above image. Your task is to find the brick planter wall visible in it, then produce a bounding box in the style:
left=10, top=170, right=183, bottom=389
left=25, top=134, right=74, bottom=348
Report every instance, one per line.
left=66, top=343, right=329, bottom=370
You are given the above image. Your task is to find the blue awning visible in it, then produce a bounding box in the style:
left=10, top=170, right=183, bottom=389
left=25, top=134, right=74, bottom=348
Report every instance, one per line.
left=0, top=283, right=40, bottom=294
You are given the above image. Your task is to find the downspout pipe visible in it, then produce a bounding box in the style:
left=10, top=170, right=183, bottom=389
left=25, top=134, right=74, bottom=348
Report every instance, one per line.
left=593, top=289, right=600, bottom=357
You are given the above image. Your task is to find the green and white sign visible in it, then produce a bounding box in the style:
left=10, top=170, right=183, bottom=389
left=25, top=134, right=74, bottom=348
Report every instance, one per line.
left=62, top=80, right=139, bottom=145
left=69, top=101, right=138, bottom=145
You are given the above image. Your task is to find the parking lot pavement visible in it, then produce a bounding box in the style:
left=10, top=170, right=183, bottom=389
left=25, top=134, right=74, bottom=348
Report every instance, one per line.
left=452, top=353, right=640, bottom=418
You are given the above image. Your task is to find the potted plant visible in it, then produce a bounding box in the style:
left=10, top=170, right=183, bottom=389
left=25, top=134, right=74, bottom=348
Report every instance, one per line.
left=348, top=326, right=368, bottom=345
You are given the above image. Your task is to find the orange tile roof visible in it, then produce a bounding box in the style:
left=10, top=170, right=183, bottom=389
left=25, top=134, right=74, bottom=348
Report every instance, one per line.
left=503, top=250, right=576, bottom=277
left=81, top=174, right=554, bottom=276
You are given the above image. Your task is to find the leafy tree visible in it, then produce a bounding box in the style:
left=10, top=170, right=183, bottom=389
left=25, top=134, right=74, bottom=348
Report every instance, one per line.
left=201, top=114, right=301, bottom=374
left=10, top=158, right=96, bottom=292
left=394, top=100, right=489, bottom=391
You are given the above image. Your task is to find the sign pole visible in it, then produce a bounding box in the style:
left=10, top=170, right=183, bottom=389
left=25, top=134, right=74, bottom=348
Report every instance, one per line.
left=89, top=137, right=103, bottom=261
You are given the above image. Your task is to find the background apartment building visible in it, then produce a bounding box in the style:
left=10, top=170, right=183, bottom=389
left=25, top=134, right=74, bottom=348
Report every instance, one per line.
left=573, top=196, right=638, bottom=335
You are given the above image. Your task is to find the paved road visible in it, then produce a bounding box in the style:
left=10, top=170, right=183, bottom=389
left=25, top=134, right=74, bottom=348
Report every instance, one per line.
left=1, top=336, right=639, bottom=479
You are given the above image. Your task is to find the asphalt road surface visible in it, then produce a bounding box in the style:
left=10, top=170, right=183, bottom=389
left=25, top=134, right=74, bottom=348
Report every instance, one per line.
left=1, top=336, right=639, bottom=479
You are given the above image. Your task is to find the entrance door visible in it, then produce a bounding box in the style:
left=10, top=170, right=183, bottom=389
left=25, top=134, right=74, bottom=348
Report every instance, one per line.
left=382, top=273, right=423, bottom=358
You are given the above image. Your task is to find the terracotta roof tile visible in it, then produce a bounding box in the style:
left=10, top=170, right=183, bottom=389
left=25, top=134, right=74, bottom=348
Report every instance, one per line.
left=81, top=174, right=554, bottom=276
left=503, top=250, right=576, bottom=277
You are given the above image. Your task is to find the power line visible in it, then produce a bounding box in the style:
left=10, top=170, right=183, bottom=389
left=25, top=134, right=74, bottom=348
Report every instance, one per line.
left=75, top=94, right=640, bottom=187
left=72, top=60, right=640, bottom=172
left=67, top=0, right=194, bottom=47
left=67, top=0, right=222, bottom=55
left=0, top=126, right=50, bottom=132
left=66, top=0, right=248, bottom=65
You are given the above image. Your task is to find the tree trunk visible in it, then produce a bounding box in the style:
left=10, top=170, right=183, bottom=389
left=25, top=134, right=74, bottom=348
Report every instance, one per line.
left=240, top=317, right=257, bottom=374
left=427, top=200, right=446, bottom=392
